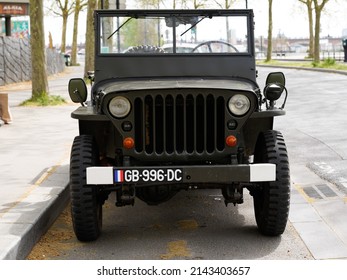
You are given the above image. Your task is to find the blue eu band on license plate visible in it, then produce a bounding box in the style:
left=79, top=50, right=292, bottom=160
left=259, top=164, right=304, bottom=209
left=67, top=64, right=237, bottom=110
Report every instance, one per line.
left=114, top=168, right=183, bottom=183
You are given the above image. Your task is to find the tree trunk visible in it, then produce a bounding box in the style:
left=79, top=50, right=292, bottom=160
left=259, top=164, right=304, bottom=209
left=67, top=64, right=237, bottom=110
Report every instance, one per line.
left=313, top=8, right=321, bottom=63
left=84, top=0, right=97, bottom=78
left=61, top=12, right=68, bottom=53
left=103, top=1, right=114, bottom=52
left=313, top=0, right=330, bottom=64
left=307, top=1, right=314, bottom=58
left=30, top=0, right=49, bottom=99
left=298, top=0, right=315, bottom=58
left=266, top=0, right=273, bottom=62
left=48, top=32, right=53, bottom=49
left=71, top=0, right=81, bottom=65
left=223, top=0, right=233, bottom=41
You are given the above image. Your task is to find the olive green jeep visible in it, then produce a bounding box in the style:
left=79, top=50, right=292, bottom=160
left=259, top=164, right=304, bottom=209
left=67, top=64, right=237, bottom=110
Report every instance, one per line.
left=68, top=9, right=290, bottom=241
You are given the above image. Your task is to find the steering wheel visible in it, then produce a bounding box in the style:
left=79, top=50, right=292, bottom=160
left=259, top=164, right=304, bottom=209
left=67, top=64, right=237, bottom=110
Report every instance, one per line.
left=124, top=45, right=165, bottom=53
left=191, top=40, right=239, bottom=53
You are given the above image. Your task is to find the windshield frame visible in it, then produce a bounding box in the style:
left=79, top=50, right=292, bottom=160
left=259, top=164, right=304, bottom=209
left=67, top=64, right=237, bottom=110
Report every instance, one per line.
left=95, top=9, right=255, bottom=57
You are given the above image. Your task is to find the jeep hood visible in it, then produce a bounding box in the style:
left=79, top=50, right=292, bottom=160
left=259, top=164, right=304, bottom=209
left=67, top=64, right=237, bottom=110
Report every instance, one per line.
left=94, top=78, right=259, bottom=94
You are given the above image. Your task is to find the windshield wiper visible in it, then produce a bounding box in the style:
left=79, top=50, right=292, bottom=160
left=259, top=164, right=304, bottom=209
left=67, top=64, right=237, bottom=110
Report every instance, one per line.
left=107, top=17, right=133, bottom=40
left=180, top=16, right=208, bottom=37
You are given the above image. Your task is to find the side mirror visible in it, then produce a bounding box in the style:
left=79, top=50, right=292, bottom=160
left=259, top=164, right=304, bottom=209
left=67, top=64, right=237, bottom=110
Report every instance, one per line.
left=265, top=71, right=285, bottom=87
left=68, top=78, right=87, bottom=104
left=263, top=72, right=288, bottom=109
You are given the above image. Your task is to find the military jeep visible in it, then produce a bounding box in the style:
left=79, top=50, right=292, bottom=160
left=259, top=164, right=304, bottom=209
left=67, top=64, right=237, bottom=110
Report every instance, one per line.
left=68, top=9, right=290, bottom=242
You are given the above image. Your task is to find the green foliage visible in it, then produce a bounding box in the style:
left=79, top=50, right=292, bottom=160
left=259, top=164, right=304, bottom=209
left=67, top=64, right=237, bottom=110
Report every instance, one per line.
left=20, top=94, right=66, bottom=106
left=121, top=18, right=159, bottom=49
left=311, top=61, right=319, bottom=67
left=322, top=58, right=336, bottom=66
left=312, top=58, right=336, bottom=68
left=121, top=19, right=141, bottom=49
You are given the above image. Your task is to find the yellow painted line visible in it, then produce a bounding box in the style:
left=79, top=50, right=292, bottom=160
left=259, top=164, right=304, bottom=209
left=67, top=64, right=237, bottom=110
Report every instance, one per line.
left=160, top=240, right=191, bottom=260
left=34, top=165, right=59, bottom=186
left=0, top=167, right=56, bottom=219
left=177, top=219, right=199, bottom=230
left=293, top=184, right=315, bottom=204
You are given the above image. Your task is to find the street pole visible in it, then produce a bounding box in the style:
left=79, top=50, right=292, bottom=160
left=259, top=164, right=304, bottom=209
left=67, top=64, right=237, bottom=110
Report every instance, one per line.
left=5, top=16, right=11, bottom=36
left=246, top=0, right=248, bottom=9
left=117, top=0, right=120, bottom=52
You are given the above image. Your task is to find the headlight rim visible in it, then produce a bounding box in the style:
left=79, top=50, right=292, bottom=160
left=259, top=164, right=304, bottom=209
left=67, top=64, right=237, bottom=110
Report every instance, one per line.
left=228, top=94, right=251, bottom=116
left=108, top=96, right=132, bottom=118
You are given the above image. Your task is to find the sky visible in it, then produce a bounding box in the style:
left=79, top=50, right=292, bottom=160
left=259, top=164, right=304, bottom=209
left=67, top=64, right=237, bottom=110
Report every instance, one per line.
left=249, top=0, right=347, bottom=38
left=43, top=0, right=347, bottom=47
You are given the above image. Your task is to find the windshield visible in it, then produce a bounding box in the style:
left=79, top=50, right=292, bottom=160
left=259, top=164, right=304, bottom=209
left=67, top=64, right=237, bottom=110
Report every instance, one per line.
left=98, top=12, right=250, bottom=55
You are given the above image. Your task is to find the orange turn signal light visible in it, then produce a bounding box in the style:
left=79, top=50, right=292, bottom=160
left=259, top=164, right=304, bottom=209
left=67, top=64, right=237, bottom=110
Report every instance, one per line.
left=123, top=137, right=135, bottom=149
left=226, top=135, right=237, bottom=147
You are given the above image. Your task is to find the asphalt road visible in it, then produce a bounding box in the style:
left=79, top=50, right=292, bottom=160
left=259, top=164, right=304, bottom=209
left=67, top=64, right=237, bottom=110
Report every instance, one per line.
left=28, top=67, right=347, bottom=260
left=272, top=68, right=347, bottom=193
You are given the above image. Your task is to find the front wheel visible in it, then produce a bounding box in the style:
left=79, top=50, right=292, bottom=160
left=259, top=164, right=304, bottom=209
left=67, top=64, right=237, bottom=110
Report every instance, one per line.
left=252, top=130, right=290, bottom=236
left=70, top=135, right=102, bottom=241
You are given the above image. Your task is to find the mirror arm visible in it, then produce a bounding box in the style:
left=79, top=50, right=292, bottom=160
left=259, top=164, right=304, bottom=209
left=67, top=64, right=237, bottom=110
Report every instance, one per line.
left=73, top=89, right=86, bottom=107
left=87, top=71, right=95, bottom=86
left=279, top=87, right=288, bottom=110
left=263, top=85, right=288, bottom=110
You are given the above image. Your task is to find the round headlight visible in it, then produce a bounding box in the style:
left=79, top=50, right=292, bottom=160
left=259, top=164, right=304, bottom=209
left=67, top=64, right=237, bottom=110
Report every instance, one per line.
left=108, top=96, right=131, bottom=118
left=228, top=94, right=251, bottom=116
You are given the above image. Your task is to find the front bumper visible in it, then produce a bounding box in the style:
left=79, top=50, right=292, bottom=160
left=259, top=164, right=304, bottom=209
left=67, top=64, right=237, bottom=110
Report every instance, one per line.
left=86, top=164, right=276, bottom=185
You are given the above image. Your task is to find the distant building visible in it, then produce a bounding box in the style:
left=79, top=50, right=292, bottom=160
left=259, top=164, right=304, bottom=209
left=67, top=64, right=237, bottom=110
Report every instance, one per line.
left=290, top=43, right=308, bottom=53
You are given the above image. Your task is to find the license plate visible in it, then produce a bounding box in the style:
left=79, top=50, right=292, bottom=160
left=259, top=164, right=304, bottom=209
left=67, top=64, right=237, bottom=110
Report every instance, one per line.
left=114, top=168, right=183, bottom=183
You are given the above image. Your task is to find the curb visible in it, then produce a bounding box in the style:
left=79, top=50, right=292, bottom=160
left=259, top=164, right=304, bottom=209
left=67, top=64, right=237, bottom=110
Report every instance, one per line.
left=0, top=165, right=70, bottom=260
left=257, top=64, right=347, bottom=76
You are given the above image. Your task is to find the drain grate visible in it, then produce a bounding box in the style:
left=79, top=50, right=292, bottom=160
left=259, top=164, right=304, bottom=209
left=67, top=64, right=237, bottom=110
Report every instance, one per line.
left=302, top=184, right=338, bottom=200
left=316, top=184, right=338, bottom=198
left=303, top=186, right=323, bottom=199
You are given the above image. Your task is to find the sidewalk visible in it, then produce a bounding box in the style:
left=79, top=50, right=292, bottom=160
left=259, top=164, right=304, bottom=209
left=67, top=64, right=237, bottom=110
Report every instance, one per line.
left=0, top=65, right=83, bottom=259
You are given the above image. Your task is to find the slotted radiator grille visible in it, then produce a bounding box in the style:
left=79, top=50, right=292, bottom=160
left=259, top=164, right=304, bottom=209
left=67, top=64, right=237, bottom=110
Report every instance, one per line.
left=134, top=93, right=226, bottom=155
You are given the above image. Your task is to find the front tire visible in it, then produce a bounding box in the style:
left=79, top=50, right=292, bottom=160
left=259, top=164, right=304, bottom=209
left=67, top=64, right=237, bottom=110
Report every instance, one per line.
left=253, top=130, right=290, bottom=236
left=70, top=135, right=102, bottom=241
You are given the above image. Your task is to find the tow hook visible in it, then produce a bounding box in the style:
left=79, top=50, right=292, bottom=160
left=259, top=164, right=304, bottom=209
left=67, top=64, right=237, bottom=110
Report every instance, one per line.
left=116, top=185, right=135, bottom=207
left=222, top=185, right=243, bottom=206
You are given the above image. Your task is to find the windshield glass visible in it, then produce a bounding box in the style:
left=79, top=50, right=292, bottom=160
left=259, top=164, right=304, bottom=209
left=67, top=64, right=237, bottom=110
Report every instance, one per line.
left=99, top=13, right=250, bottom=55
